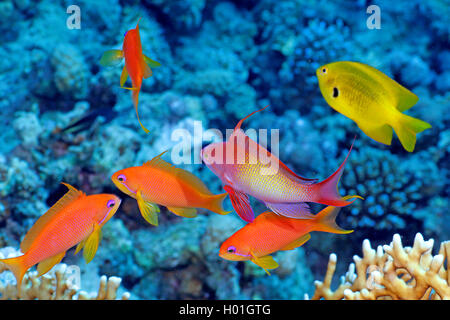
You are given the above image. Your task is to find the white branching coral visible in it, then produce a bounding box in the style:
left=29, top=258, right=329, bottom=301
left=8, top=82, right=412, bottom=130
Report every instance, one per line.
left=307, top=233, right=450, bottom=300
left=0, top=249, right=130, bottom=300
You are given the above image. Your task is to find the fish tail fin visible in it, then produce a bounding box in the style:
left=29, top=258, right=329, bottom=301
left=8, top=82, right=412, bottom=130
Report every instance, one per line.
left=206, top=192, right=232, bottom=215
left=315, top=138, right=363, bottom=206
left=392, top=113, right=431, bottom=152
left=313, top=206, right=353, bottom=234
left=0, top=255, right=29, bottom=292
left=132, top=88, right=150, bottom=134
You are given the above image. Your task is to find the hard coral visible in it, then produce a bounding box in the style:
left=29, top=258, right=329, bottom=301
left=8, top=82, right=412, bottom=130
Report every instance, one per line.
left=308, top=233, right=450, bottom=300
left=0, top=248, right=130, bottom=300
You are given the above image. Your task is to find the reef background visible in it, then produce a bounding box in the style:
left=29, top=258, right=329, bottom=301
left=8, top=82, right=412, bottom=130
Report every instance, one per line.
left=0, top=0, right=448, bottom=299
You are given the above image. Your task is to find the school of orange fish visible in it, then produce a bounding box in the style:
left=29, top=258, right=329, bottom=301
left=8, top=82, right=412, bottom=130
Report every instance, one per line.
left=0, top=19, right=432, bottom=288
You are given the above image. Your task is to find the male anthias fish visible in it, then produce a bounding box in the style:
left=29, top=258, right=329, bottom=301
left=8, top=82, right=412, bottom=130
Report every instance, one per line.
left=201, top=106, right=361, bottom=223
left=100, top=18, right=161, bottom=133
left=0, top=183, right=121, bottom=291
left=111, top=151, right=230, bottom=226
left=219, top=206, right=352, bottom=275
left=316, top=61, right=431, bottom=152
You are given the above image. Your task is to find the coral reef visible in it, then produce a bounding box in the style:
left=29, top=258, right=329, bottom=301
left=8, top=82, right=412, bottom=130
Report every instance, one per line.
left=0, top=0, right=446, bottom=300
left=339, top=145, right=442, bottom=231
left=0, top=248, right=130, bottom=300
left=308, top=233, right=450, bottom=300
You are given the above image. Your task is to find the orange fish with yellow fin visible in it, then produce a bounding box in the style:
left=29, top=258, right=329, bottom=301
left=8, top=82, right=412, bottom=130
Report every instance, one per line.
left=0, top=183, right=121, bottom=292
left=100, top=17, right=161, bottom=133
left=111, top=151, right=230, bottom=226
left=219, top=206, right=352, bottom=275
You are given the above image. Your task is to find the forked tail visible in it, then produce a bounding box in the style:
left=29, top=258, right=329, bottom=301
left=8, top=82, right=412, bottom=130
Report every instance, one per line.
left=312, top=206, right=353, bottom=234
left=207, top=192, right=232, bottom=215
left=314, top=138, right=363, bottom=207
left=392, top=113, right=431, bottom=152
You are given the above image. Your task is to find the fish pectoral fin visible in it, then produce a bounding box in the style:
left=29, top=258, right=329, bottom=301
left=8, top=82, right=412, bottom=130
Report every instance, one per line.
left=223, top=185, right=255, bottom=223
left=100, top=49, right=124, bottom=67
left=250, top=252, right=278, bottom=276
left=143, top=54, right=162, bottom=68
left=83, top=224, right=102, bottom=264
left=166, top=206, right=197, bottom=218
left=280, top=233, right=311, bottom=251
left=36, top=252, right=66, bottom=277
left=74, top=238, right=86, bottom=255
left=137, top=190, right=160, bottom=226
left=120, top=66, right=129, bottom=87
left=357, top=122, right=393, bottom=146
left=265, top=202, right=314, bottom=219
left=141, top=57, right=153, bottom=79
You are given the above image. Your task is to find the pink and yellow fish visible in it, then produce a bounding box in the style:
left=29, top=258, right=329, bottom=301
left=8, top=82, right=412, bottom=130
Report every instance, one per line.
left=0, top=183, right=121, bottom=292
left=100, top=18, right=161, bottom=133
left=219, top=206, right=352, bottom=275
left=201, top=106, right=362, bottom=223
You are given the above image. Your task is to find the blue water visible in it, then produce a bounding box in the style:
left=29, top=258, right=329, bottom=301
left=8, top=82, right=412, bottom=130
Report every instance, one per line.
left=0, top=0, right=448, bottom=299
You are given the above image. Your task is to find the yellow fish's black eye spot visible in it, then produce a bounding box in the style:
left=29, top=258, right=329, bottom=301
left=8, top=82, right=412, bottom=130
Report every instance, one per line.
left=322, top=67, right=327, bottom=74
left=333, top=87, right=339, bottom=98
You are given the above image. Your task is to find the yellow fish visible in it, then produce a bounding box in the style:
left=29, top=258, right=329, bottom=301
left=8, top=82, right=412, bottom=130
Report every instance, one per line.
left=316, top=61, right=431, bottom=152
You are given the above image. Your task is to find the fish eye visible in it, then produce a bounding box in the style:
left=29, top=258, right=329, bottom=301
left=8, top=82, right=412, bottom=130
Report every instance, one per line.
left=332, top=87, right=339, bottom=98
left=117, top=174, right=126, bottom=182
left=107, top=200, right=115, bottom=208
left=227, top=246, right=236, bottom=254
left=322, top=67, right=327, bottom=74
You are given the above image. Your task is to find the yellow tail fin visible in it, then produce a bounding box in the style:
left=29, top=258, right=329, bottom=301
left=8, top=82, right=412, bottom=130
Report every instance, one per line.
left=0, top=255, right=29, bottom=293
left=206, top=192, right=231, bottom=215
left=313, top=206, right=353, bottom=234
left=394, top=113, right=431, bottom=152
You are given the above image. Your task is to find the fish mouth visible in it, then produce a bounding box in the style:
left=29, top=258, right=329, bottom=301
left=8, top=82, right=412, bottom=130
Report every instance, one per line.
left=111, top=179, right=135, bottom=196
left=99, top=197, right=122, bottom=226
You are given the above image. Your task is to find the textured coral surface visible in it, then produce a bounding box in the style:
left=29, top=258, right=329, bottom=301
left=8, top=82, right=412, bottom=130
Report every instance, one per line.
left=0, top=0, right=447, bottom=299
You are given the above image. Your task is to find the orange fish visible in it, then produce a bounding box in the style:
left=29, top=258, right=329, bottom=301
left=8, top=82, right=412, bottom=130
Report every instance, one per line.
left=219, top=206, right=352, bottom=275
left=111, top=151, right=230, bottom=226
left=0, top=183, right=121, bottom=291
left=100, top=17, right=161, bottom=133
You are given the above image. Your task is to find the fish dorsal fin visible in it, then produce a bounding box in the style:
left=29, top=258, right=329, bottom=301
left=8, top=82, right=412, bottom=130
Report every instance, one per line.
left=176, top=170, right=213, bottom=195
left=277, top=159, right=318, bottom=184
left=392, top=84, right=419, bottom=112
left=20, top=183, right=84, bottom=253
left=234, top=105, right=270, bottom=133
left=144, top=151, right=213, bottom=196
left=143, top=151, right=172, bottom=171
left=280, top=233, right=311, bottom=251
left=351, top=61, right=418, bottom=112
